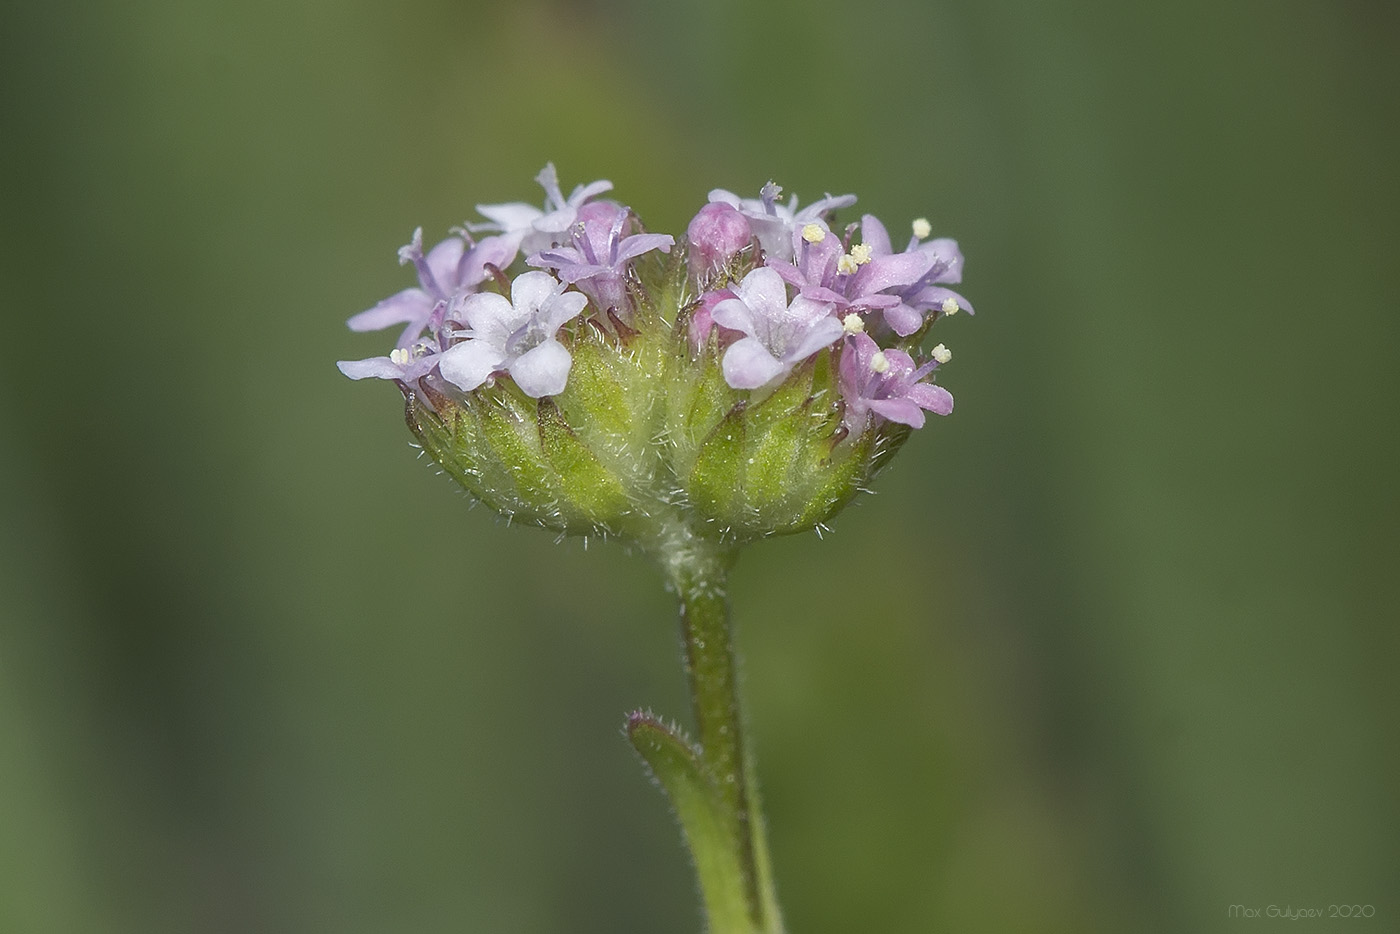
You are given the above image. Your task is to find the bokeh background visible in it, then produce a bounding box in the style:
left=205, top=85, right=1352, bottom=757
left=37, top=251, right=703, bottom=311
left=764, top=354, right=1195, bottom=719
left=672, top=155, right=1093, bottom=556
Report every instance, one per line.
left=2, top=1, right=1396, bottom=931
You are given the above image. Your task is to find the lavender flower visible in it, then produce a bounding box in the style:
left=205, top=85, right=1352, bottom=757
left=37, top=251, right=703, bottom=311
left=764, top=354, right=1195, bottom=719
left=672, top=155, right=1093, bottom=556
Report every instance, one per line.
left=710, top=267, right=844, bottom=389
left=767, top=218, right=934, bottom=325
left=707, top=181, right=857, bottom=261
left=472, top=163, right=614, bottom=257
left=527, top=202, right=673, bottom=317
left=346, top=227, right=516, bottom=350
left=859, top=214, right=975, bottom=336
left=437, top=271, right=588, bottom=398
left=336, top=341, right=442, bottom=384
left=839, top=331, right=953, bottom=430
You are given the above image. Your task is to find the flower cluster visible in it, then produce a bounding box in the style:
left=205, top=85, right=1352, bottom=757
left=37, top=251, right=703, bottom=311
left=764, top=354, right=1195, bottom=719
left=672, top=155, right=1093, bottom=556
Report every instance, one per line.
left=339, top=166, right=972, bottom=545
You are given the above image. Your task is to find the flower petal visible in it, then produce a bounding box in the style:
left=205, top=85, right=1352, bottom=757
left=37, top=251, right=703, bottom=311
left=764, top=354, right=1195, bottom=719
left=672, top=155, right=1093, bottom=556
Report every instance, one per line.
left=511, top=271, right=563, bottom=316
left=613, top=233, right=674, bottom=264
left=922, top=238, right=965, bottom=283
left=883, top=302, right=925, bottom=337
left=868, top=397, right=928, bottom=428
left=860, top=214, right=893, bottom=257
left=509, top=338, right=572, bottom=398
left=730, top=267, right=790, bottom=323
left=537, top=289, right=589, bottom=333
left=347, top=288, right=432, bottom=333
left=851, top=250, right=935, bottom=296
left=475, top=202, right=542, bottom=232
left=721, top=337, right=787, bottom=389
left=710, top=297, right=758, bottom=336
left=337, top=356, right=406, bottom=381
left=458, top=291, right=519, bottom=345
left=913, top=285, right=976, bottom=316
left=424, top=237, right=467, bottom=292
left=782, top=310, right=845, bottom=365
left=907, top=382, right=954, bottom=416
left=438, top=339, right=508, bottom=392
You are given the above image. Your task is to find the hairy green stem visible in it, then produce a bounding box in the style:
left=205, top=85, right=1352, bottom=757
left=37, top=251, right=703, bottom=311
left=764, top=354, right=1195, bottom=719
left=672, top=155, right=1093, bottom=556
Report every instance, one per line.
left=654, top=537, right=782, bottom=934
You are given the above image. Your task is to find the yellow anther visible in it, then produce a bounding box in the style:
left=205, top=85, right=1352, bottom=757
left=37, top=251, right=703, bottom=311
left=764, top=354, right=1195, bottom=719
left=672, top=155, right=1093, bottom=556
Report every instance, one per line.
left=912, top=218, right=932, bottom=240
left=850, top=243, right=873, bottom=265
left=801, top=223, right=826, bottom=244
left=870, top=351, right=890, bottom=374
left=842, top=313, right=865, bottom=334
left=941, top=297, right=960, bottom=315
left=837, top=253, right=859, bottom=276
left=932, top=343, right=952, bottom=364
left=390, top=347, right=412, bottom=366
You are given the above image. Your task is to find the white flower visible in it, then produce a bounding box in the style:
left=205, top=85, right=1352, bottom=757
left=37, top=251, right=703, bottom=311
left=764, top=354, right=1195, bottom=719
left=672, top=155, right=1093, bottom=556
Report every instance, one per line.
left=438, top=271, right=588, bottom=398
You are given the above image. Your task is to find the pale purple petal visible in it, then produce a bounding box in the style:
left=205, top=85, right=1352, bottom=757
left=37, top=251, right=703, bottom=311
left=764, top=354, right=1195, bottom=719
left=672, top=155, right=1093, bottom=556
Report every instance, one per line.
left=883, top=302, right=924, bottom=336
left=922, top=238, right=965, bottom=283
left=794, top=192, right=858, bottom=221
left=768, top=263, right=807, bottom=290
left=424, top=237, right=466, bottom=292
left=509, top=339, right=572, bottom=398
left=802, top=285, right=849, bottom=306
left=722, top=338, right=787, bottom=389
left=614, top=233, right=674, bottom=264
left=475, top=202, right=542, bottom=231
left=438, top=340, right=508, bottom=392
left=868, top=397, right=928, bottom=428
left=569, top=178, right=615, bottom=204
left=462, top=234, right=519, bottom=280
left=850, top=251, right=935, bottom=296
left=347, top=288, right=433, bottom=333
left=912, top=285, right=976, bottom=316
left=907, top=382, right=954, bottom=415
left=860, top=214, right=893, bottom=256
left=850, top=293, right=900, bottom=310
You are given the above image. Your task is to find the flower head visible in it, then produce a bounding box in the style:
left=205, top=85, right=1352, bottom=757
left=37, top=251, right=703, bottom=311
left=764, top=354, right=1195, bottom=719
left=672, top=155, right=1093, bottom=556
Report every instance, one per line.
left=340, top=167, right=973, bottom=544
left=437, top=271, right=587, bottom=398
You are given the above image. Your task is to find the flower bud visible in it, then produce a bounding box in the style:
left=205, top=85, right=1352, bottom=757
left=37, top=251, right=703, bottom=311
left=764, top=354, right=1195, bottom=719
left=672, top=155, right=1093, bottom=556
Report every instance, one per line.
left=685, top=202, right=752, bottom=280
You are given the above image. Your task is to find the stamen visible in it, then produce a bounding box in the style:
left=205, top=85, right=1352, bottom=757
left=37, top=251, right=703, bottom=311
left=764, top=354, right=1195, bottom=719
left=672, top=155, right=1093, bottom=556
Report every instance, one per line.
left=390, top=347, right=412, bottom=366
left=801, top=223, right=826, bottom=244
left=842, top=313, right=865, bottom=334
left=941, top=297, right=960, bottom=315
left=870, top=351, right=891, bottom=374
left=932, top=343, right=952, bottom=364
left=849, top=243, right=873, bottom=265
left=912, top=218, right=932, bottom=240
left=837, top=253, right=859, bottom=275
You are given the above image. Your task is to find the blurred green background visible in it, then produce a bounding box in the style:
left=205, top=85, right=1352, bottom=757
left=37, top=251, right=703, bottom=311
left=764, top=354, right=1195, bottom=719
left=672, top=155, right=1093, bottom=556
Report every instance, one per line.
left=2, top=0, right=1396, bottom=931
